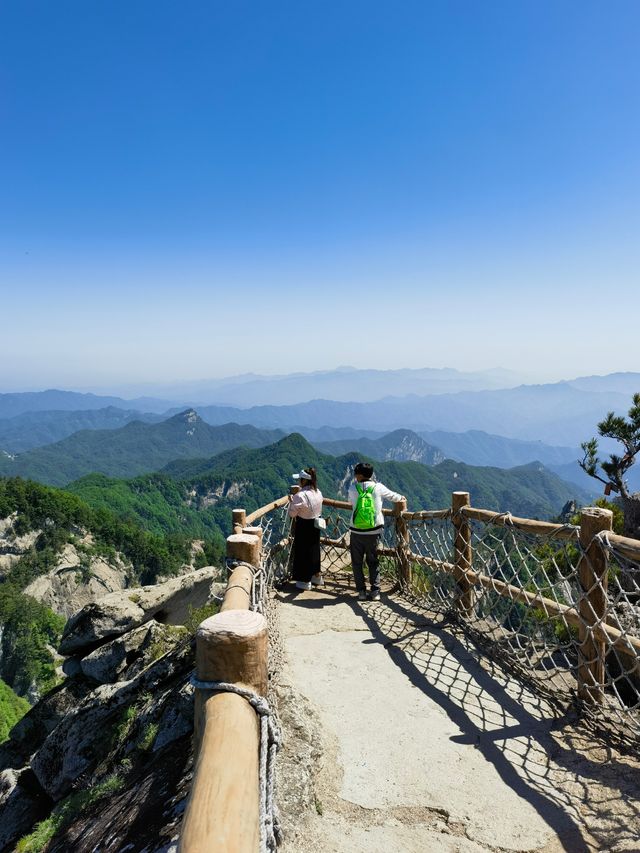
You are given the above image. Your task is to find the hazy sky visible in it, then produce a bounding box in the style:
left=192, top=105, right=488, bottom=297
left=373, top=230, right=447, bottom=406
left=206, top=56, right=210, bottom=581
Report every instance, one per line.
left=1, top=1, right=639, bottom=392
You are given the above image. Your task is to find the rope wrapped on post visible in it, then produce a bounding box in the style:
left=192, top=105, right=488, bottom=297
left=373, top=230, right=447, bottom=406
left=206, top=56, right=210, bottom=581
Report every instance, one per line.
left=190, top=677, right=283, bottom=852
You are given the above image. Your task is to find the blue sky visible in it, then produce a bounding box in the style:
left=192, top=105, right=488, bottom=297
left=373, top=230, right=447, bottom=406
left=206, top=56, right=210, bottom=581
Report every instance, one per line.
left=1, top=1, right=639, bottom=391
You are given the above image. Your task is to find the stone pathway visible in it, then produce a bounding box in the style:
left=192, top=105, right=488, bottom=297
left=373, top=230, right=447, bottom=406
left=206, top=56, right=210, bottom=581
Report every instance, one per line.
left=274, top=576, right=640, bottom=853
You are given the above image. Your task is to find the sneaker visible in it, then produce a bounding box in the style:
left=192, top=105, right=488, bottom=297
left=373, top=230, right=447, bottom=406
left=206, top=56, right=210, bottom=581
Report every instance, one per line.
left=357, top=590, right=367, bottom=601
left=369, top=592, right=381, bottom=601
left=310, top=574, right=324, bottom=586
left=295, top=581, right=312, bottom=591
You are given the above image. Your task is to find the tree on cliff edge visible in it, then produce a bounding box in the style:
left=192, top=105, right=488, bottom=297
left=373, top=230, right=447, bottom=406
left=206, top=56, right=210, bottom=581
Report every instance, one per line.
left=579, top=392, right=640, bottom=538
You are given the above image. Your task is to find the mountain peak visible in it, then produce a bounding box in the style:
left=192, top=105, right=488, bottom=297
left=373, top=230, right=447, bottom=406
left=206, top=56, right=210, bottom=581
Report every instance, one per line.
left=168, top=408, right=201, bottom=425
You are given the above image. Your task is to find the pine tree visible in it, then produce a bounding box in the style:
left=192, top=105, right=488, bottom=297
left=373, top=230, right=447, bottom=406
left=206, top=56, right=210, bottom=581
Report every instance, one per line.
left=579, top=392, right=640, bottom=538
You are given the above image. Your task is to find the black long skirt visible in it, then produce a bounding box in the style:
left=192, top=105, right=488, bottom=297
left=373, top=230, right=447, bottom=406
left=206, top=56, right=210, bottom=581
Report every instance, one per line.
left=291, top=517, right=321, bottom=582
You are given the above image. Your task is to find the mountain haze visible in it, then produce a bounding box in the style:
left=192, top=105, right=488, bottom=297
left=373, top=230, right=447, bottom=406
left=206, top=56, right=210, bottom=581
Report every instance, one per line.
left=0, top=389, right=176, bottom=418
left=0, top=407, right=162, bottom=453
left=194, top=382, right=635, bottom=446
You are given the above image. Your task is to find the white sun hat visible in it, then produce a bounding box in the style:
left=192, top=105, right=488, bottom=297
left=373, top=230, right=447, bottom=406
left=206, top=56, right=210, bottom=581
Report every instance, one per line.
left=292, top=470, right=312, bottom=481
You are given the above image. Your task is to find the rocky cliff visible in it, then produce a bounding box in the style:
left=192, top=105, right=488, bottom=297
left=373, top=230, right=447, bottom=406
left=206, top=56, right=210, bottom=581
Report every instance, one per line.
left=0, top=566, right=225, bottom=853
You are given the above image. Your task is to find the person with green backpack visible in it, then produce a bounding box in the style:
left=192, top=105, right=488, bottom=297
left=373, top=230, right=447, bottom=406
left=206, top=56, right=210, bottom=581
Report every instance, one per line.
left=348, top=462, right=405, bottom=601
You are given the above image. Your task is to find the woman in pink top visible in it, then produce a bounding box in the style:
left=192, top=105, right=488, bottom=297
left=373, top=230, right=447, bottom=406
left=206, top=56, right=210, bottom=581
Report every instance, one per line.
left=287, top=467, right=323, bottom=590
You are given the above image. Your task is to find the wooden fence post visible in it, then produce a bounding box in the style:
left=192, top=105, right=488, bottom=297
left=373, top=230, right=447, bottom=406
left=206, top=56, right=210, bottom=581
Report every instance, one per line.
left=394, top=498, right=410, bottom=587
left=232, top=508, right=247, bottom=535
left=452, top=491, right=475, bottom=617
left=577, top=506, right=613, bottom=706
left=243, top=526, right=263, bottom=560
left=180, top=609, right=268, bottom=853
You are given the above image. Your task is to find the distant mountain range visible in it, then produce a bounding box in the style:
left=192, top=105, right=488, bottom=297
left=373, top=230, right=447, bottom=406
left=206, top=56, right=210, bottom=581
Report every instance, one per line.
left=1, top=372, right=637, bottom=494
left=307, top=427, right=633, bottom=495
left=71, top=366, right=527, bottom=406
left=0, top=411, right=284, bottom=486
left=193, top=380, right=638, bottom=446
left=0, top=407, right=163, bottom=453
left=0, top=389, right=175, bottom=419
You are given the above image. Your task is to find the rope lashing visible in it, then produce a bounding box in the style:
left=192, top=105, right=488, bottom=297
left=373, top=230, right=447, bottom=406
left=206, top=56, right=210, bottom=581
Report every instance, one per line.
left=191, top=677, right=283, bottom=852
left=595, top=529, right=613, bottom=554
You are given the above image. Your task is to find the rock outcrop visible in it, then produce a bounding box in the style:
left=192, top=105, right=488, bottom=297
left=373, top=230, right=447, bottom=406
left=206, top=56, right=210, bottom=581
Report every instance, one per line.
left=0, top=514, right=39, bottom=576
left=23, top=543, right=130, bottom=619
left=0, top=565, right=224, bottom=852
left=60, top=567, right=225, bottom=655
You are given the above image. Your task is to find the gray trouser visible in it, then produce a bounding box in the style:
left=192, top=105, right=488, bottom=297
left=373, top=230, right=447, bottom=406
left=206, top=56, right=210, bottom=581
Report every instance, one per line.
left=350, top=531, right=380, bottom=594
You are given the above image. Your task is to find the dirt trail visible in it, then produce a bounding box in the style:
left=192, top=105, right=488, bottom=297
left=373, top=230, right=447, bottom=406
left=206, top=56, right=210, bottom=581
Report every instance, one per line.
left=274, top=576, right=640, bottom=853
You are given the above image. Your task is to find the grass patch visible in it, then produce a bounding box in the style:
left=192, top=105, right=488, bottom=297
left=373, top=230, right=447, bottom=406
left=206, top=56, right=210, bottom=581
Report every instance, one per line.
left=16, top=774, right=124, bottom=853
left=185, top=600, right=220, bottom=634
left=137, top=722, right=159, bottom=752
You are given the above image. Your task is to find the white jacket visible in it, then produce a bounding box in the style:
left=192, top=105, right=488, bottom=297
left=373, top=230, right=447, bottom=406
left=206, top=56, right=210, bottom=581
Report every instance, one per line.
left=348, top=479, right=405, bottom=533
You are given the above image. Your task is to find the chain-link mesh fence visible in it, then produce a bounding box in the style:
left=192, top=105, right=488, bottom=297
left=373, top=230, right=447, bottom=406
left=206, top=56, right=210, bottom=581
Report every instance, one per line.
left=252, top=495, right=640, bottom=745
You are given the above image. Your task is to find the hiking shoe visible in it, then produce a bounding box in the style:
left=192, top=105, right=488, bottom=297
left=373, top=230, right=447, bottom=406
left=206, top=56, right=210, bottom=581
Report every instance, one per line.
left=369, top=592, right=381, bottom=601
left=357, top=590, right=367, bottom=601
left=310, top=574, right=324, bottom=586
left=295, top=581, right=312, bottom=591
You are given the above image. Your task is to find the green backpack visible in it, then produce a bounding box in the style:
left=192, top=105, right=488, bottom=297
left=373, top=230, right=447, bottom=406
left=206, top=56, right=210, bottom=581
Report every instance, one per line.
left=353, top=483, right=376, bottom=529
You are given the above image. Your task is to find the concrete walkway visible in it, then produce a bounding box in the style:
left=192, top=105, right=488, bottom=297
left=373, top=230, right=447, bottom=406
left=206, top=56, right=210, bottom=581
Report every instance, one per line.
left=275, top=576, right=640, bottom=853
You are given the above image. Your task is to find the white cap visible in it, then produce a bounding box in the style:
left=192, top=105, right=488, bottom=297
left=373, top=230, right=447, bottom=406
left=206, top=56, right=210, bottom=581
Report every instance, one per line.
left=292, top=470, right=312, bottom=481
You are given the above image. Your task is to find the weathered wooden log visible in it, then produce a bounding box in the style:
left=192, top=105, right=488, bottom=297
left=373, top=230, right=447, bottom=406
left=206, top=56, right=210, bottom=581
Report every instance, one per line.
left=232, top=508, right=247, bottom=535
left=221, top=564, right=253, bottom=612
left=245, top=496, right=290, bottom=525
left=394, top=498, right=411, bottom=586
left=227, top=532, right=261, bottom=567
left=180, top=609, right=268, bottom=853
left=606, top=531, right=640, bottom=562
left=461, top=507, right=579, bottom=540
left=401, top=509, right=451, bottom=520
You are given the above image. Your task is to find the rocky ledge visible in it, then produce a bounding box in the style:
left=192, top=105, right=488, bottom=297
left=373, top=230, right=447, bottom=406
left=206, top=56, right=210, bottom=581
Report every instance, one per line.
left=0, top=566, right=225, bottom=853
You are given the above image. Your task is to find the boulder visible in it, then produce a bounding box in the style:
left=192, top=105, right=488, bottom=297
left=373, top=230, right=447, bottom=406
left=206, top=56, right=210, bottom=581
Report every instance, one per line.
left=31, top=644, right=193, bottom=800
left=153, top=680, right=195, bottom=752
left=59, top=567, right=224, bottom=656
left=80, top=622, right=187, bottom=684
left=0, top=768, right=51, bottom=852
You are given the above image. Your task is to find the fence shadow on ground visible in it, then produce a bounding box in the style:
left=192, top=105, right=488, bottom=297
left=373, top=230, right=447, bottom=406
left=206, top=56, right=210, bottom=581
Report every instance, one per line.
left=279, top=573, right=640, bottom=853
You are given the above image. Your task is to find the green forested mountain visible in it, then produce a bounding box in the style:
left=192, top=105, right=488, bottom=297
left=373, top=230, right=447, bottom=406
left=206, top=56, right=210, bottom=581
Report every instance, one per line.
left=70, top=434, right=587, bottom=545
left=0, top=411, right=284, bottom=486
left=0, top=477, right=223, bottom=699
left=0, top=406, right=162, bottom=453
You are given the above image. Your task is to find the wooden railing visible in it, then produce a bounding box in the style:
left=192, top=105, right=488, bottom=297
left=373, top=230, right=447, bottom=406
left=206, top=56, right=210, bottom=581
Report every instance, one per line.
left=179, top=490, right=640, bottom=851
left=179, top=530, right=266, bottom=853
